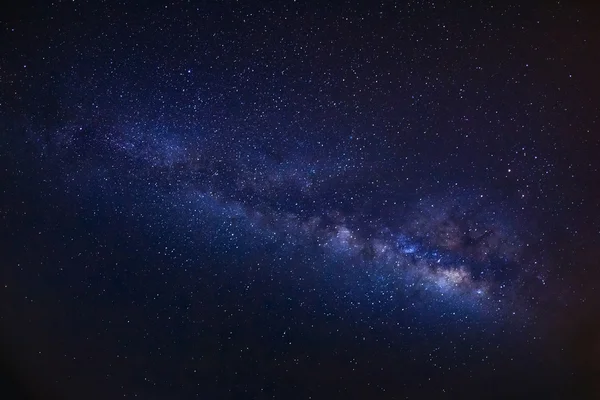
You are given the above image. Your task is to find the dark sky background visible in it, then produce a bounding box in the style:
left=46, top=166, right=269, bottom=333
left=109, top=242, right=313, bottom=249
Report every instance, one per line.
left=1, top=1, right=600, bottom=399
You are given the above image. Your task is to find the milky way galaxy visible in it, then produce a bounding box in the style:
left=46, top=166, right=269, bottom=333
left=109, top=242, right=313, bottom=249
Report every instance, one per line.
left=40, top=113, right=539, bottom=315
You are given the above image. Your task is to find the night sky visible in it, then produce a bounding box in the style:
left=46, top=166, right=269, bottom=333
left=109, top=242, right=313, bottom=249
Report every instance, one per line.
left=1, top=1, right=600, bottom=399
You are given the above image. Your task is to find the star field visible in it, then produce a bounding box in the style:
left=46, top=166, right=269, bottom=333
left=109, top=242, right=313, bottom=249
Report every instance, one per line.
left=1, top=1, right=600, bottom=399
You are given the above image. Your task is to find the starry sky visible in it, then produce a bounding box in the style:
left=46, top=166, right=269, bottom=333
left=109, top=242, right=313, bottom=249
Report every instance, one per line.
left=1, top=1, right=600, bottom=399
